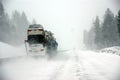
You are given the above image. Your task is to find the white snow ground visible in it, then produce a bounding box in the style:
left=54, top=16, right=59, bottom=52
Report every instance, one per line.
left=1, top=42, right=120, bottom=80
left=0, top=42, right=26, bottom=59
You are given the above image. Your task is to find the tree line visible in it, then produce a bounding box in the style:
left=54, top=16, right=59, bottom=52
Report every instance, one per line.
left=84, top=8, right=120, bottom=50
left=0, top=1, right=35, bottom=45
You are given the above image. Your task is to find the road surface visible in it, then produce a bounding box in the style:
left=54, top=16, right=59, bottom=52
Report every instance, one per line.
left=1, top=48, right=120, bottom=80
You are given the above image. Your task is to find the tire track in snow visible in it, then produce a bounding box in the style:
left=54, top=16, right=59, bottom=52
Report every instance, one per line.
left=76, top=51, right=114, bottom=80
left=1, top=51, right=70, bottom=80
left=74, top=51, right=91, bottom=80
left=52, top=50, right=83, bottom=80
left=49, top=64, right=65, bottom=80
left=74, top=51, right=106, bottom=80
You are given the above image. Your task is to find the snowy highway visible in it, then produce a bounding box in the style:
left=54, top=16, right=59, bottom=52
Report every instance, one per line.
left=1, top=43, right=120, bottom=80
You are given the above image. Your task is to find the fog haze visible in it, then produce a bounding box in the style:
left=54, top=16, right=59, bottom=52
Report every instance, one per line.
left=3, top=0, right=119, bottom=49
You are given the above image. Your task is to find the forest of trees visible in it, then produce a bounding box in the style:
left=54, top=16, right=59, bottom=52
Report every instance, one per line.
left=1, top=0, right=120, bottom=49
left=84, top=8, right=120, bottom=50
left=0, top=1, right=35, bottom=45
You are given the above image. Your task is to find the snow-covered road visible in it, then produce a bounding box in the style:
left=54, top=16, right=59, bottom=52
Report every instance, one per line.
left=1, top=43, right=120, bottom=80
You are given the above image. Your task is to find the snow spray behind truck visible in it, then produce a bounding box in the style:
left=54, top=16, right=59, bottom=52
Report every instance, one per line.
left=25, top=24, right=58, bottom=56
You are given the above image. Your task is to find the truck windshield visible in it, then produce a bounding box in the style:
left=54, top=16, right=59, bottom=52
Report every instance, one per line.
left=28, top=35, right=45, bottom=44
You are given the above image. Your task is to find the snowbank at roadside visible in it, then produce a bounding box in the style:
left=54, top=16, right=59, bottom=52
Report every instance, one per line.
left=99, top=46, right=120, bottom=56
left=0, top=42, right=25, bottom=59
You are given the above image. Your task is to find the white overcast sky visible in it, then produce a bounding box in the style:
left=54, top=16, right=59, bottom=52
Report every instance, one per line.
left=3, top=0, right=119, bottom=49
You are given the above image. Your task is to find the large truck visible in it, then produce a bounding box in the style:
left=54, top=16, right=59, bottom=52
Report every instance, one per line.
left=25, top=24, right=58, bottom=56
left=45, top=30, right=58, bottom=54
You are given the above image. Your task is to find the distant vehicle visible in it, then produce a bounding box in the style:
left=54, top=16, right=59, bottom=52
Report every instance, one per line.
left=25, top=24, right=58, bottom=56
left=25, top=24, right=46, bottom=56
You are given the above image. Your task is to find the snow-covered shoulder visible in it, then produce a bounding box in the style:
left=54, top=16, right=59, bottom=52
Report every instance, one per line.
left=0, top=42, right=25, bottom=59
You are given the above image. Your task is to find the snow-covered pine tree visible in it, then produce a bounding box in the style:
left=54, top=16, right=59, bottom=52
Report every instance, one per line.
left=94, top=16, right=102, bottom=49
left=117, top=10, right=120, bottom=35
left=101, top=8, right=119, bottom=48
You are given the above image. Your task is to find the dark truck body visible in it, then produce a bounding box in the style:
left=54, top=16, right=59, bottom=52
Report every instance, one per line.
left=25, top=24, right=58, bottom=56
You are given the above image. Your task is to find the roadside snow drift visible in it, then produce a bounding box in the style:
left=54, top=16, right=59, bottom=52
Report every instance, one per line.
left=0, top=42, right=25, bottom=58
left=100, top=46, right=120, bottom=55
